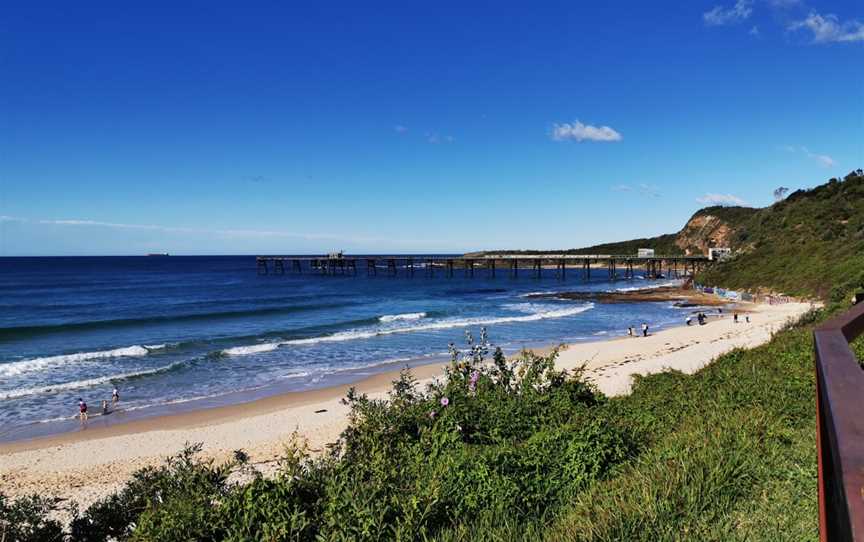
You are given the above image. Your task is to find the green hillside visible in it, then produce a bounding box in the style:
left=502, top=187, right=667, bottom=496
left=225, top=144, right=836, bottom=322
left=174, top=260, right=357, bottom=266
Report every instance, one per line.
left=472, top=235, right=684, bottom=258
left=571, top=233, right=683, bottom=256
left=699, top=170, right=864, bottom=301
left=476, top=170, right=864, bottom=301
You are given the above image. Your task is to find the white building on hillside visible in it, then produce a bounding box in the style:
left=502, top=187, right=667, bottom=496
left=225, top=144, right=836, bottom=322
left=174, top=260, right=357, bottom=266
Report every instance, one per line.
left=708, top=247, right=732, bottom=261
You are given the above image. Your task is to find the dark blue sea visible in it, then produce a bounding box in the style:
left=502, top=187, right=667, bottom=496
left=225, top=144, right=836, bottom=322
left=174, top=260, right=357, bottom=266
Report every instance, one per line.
left=0, top=256, right=693, bottom=441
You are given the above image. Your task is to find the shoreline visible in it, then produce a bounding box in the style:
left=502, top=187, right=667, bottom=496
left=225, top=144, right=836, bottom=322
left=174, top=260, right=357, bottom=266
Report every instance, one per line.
left=0, top=282, right=696, bottom=447
left=0, top=304, right=701, bottom=449
left=0, top=360, right=451, bottom=455
left=0, top=298, right=814, bottom=515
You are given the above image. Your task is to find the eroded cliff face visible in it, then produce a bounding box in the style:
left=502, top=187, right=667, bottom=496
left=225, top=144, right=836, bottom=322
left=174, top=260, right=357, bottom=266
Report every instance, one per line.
left=675, top=214, right=737, bottom=256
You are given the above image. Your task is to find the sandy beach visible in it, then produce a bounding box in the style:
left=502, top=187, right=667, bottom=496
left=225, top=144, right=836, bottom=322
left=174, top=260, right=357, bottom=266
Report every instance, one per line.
left=0, top=299, right=814, bottom=514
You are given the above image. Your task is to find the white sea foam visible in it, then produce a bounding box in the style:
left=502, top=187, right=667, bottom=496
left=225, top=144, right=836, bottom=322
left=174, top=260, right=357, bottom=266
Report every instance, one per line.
left=379, top=312, right=426, bottom=323
left=223, top=303, right=594, bottom=356
left=518, top=291, right=561, bottom=298
left=503, top=302, right=556, bottom=314
left=1, top=363, right=180, bottom=400
left=221, top=343, right=282, bottom=356
left=0, top=345, right=160, bottom=378
left=614, top=279, right=682, bottom=293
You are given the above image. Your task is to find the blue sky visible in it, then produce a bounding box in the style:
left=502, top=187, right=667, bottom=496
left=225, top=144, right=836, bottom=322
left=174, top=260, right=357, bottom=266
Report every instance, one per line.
left=1, top=0, right=862, bottom=255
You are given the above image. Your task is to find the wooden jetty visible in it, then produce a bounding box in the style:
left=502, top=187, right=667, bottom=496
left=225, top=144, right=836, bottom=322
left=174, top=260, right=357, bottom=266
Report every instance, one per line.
left=255, top=254, right=710, bottom=280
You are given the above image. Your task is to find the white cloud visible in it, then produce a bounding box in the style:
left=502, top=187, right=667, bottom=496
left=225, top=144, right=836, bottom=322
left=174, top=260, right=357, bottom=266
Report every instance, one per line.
left=22, top=217, right=443, bottom=246
left=696, top=193, right=749, bottom=206
left=552, top=121, right=622, bottom=143
left=749, top=25, right=760, bottom=36
left=425, top=132, right=453, bottom=144
left=781, top=145, right=835, bottom=168
left=638, top=184, right=661, bottom=197
left=768, top=0, right=801, bottom=7
left=703, top=0, right=753, bottom=26
left=610, top=184, right=660, bottom=197
left=789, top=12, right=864, bottom=43
left=802, top=147, right=835, bottom=167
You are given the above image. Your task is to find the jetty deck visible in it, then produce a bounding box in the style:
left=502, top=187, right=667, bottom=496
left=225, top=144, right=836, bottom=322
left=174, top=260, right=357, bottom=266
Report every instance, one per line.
left=256, top=254, right=710, bottom=279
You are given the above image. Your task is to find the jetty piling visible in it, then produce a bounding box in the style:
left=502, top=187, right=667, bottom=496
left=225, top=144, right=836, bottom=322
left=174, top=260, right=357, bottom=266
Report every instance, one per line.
left=255, top=254, right=711, bottom=280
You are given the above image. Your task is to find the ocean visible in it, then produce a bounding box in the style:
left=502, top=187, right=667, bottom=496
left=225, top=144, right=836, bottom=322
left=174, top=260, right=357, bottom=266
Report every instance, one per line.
left=0, top=256, right=692, bottom=442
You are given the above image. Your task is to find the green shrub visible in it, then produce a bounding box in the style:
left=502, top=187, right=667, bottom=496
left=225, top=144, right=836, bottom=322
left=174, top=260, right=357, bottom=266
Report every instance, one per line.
left=0, top=493, right=64, bottom=542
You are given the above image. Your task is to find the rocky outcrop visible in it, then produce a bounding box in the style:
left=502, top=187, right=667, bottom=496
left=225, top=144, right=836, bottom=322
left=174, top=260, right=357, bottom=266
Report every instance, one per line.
left=675, top=214, right=736, bottom=255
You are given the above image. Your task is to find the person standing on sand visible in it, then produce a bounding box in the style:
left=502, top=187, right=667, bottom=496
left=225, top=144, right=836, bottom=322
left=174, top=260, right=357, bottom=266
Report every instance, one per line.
left=641, top=322, right=649, bottom=337
left=78, top=398, right=88, bottom=422
left=686, top=316, right=692, bottom=326
left=734, top=313, right=739, bottom=323
left=627, top=326, right=634, bottom=337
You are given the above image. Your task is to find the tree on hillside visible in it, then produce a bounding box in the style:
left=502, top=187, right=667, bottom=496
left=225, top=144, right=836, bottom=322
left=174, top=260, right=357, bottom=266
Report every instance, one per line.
left=773, top=186, right=789, bottom=201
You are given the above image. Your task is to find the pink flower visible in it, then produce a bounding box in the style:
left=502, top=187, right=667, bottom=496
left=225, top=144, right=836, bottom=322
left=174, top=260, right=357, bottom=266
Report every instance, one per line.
left=468, top=370, right=480, bottom=393
left=440, top=397, right=449, bottom=407
left=429, top=410, right=436, bottom=419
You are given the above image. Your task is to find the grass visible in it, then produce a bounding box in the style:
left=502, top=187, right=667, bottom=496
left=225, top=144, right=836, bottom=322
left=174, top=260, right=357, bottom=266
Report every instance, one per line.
left=429, top=310, right=825, bottom=541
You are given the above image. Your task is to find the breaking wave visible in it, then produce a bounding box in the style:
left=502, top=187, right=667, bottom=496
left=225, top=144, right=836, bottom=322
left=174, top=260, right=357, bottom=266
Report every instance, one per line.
left=379, top=312, right=426, bottom=323
left=1, top=362, right=182, bottom=400
left=224, top=303, right=594, bottom=356
left=0, top=344, right=167, bottom=378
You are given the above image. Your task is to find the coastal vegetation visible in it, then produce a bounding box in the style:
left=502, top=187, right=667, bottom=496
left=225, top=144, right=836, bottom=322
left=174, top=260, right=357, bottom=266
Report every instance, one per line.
left=1, top=312, right=825, bottom=541
left=699, top=170, right=864, bottom=301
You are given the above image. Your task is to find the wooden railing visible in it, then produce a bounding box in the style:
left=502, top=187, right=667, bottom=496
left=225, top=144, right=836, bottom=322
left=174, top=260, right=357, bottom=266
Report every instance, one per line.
left=814, top=299, right=864, bottom=541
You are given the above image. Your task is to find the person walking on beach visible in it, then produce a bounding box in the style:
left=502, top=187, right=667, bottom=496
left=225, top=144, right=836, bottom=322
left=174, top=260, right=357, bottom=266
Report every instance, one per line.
left=734, top=313, right=739, bottom=323
left=78, top=398, right=88, bottom=422
left=112, top=387, right=120, bottom=404
left=641, top=322, right=649, bottom=337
